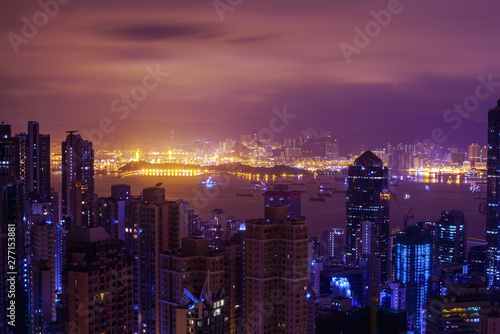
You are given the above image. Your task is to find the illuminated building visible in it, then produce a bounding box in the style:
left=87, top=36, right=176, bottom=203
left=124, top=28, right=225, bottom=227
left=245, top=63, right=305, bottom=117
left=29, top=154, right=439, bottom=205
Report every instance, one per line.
left=30, top=215, right=57, bottom=329
left=96, top=184, right=131, bottom=241
left=13, top=122, right=51, bottom=202
left=487, top=100, right=500, bottom=289
left=394, top=226, right=433, bottom=334
left=319, top=266, right=368, bottom=306
left=301, top=137, right=339, bottom=160
left=0, top=124, right=18, bottom=178
left=435, top=210, right=466, bottom=265
left=0, top=177, right=30, bottom=333
left=130, top=187, right=190, bottom=333
left=321, top=228, right=344, bottom=262
left=158, top=237, right=228, bottom=334
left=65, top=227, right=133, bottom=333
left=346, top=150, right=390, bottom=283
left=61, top=132, right=94, bottom=227
left=244, top=206, right=309, bottom=333
left=380, top=282, right=406, bottom=310
left=263, top=184, right=302, bottom=219
left=469, top=143, right=481, bottom=168
left=426, top=284, right=489, bottom=334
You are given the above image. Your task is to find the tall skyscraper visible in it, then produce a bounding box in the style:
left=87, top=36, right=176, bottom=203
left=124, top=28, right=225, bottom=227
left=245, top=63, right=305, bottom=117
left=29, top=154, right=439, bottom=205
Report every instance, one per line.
left=435, top=210, right=466, bottom=265
left=14, top=122, right=51, bottom=202
left=486, top=100, right=500, bottom=289
left=131, top=187, right=190, bottom=333
left=244, top=206, right=309, bottom=333
left=65, top=227, right=133, bottom=333
left=27, top=121, right=51, bottom=201
left=468, top=143, right=481, bottom=167
left=61, top=131, right=94, bottom=227
left=346, top=150, right=390, bottom=283
left=0, top=177, right=30, bottom=333
left=394, top=226, right=433, bottom=334
left=30, top=215, right=57, bottom=329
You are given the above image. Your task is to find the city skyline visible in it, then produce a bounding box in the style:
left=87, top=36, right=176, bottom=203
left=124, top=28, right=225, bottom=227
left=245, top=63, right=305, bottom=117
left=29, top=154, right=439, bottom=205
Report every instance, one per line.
left=1, top=1, right=500, bottom=148
left=2, top=1, right=500, bottom=333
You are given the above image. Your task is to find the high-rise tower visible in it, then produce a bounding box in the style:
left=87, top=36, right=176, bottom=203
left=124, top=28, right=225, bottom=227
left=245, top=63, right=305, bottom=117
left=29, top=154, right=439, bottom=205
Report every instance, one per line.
left=61, top=131, right=94, bottom=227
left=486, top=100, right=500, bottom=288
left=345, top=151, right=390, bottom=283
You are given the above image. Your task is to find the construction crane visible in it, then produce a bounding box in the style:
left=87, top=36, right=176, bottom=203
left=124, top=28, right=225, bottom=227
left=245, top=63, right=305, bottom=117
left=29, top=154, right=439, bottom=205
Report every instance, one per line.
left=391, top=192, right=413, bottom=232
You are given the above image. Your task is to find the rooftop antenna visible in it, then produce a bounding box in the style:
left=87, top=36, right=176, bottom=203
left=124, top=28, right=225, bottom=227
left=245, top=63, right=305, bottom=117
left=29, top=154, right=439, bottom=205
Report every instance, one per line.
left=155, top=182, right=162, bottom=187
left=66, top=130, right=79, bottom=135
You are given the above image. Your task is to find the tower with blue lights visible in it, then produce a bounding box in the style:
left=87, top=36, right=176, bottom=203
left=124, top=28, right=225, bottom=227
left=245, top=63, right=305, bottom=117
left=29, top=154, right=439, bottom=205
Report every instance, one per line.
left=345, top=151, right=390, bottom=283
left=394, top=226, right=432, bottom=334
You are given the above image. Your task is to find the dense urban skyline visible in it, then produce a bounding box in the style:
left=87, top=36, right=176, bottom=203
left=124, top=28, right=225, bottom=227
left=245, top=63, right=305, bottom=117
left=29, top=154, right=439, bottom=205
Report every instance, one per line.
left=2, top=1, right=500, bottom=333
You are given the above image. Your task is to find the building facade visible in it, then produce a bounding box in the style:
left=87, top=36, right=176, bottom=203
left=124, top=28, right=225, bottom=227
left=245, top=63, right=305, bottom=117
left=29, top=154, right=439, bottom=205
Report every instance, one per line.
left=395, top=226, right=433, bottom=334
left=245, top=206, right=309, bottom=334
left=487, top=100, right=500, bottom=288
left=346, top=151, right=390, bottom=283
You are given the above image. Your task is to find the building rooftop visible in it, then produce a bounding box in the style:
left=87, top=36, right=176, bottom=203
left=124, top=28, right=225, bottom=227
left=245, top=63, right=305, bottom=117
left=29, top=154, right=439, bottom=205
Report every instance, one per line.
left=66, top=226, right=111, bottom=244
left=354, top=150, right=383, bottom=167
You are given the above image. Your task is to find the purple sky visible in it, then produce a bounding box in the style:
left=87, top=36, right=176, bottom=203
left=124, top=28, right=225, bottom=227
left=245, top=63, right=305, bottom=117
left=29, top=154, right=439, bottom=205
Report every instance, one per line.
left=1, top=0, right=499, bottom=148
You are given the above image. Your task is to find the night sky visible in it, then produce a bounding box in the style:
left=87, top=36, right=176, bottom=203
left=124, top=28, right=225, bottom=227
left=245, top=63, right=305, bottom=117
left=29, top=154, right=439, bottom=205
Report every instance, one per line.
left=1, top=0, right=499, bottom=148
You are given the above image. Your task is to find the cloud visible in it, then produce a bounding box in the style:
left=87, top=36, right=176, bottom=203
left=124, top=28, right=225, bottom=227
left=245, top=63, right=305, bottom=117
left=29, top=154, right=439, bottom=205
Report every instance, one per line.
left=101, top=23, right=219, bottom=41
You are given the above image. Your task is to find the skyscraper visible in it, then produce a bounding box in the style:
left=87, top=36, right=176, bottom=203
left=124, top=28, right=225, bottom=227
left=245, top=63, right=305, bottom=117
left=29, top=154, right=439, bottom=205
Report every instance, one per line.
left=435, top=210, right=466, bottom=265
left=394, top=226, right=433, bottom=334
left=130, top=187, right=190, bottom=333
left=468, top=143, right=481, bottom=168
left=244, top=206, right=309, bottom=333
left=14, top=122, right=51, bottom=202
left=61, top=131, right=94, bottom=227
left=486, top=100, right=500, bottom=289
left=0, top=177, right=30, bottom=333
left=65, top=227, right=133, bottom=333
left=30, top=215, right=57, bottom=329
left=346, top=150, right=390, bottom=283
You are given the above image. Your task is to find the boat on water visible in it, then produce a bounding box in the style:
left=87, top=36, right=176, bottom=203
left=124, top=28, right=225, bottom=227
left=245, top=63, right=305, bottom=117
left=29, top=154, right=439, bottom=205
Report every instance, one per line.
left=470, top=183, right=480, bottom=194
left=198, top=176, right=217, bottom=186
left=254, top=180, right=267, bottom=189
left=404, top=194, right=411, bottom=200
left=318, top=184, right=335, bottom=191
